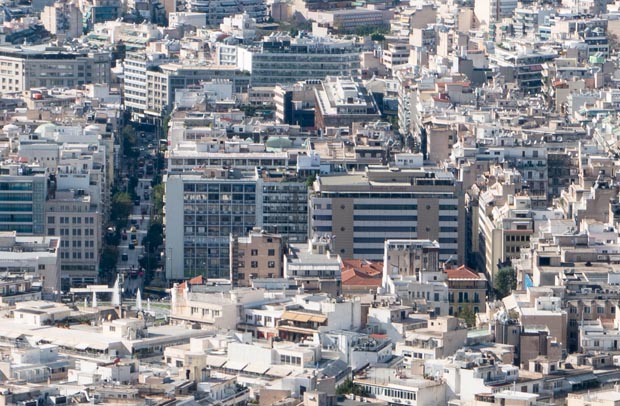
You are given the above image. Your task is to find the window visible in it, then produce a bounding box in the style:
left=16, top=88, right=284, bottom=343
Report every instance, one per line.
left=251, top=261, right=258, bottom=268
left=268, top=261, right=275, bottom=268
left=47, top=216, right=55, bottom=224
left=268, top=249, right=275, bottom=256
left=251, top=249, right=258, bottom=256
left=38, top=264, right=45, bottom=270
left=597, top=307, right=605, bottom=314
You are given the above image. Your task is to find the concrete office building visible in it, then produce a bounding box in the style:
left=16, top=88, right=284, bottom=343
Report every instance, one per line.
left=234, top=34, right=362, bottom=86
left=165, top=168, right=308, bottom=280
left=309, top=165, right=464, bottom=263
left=0, top=45, right=111, bottom=93
left=45, top=190, right=101, bottom=290
left=314, top=76, right=381, bottom=130
left=186, top=0, right=268, bottom=25
left=145, top=63, right=249, bottom=117
left=165, top=169, right=260, bottom=280
left=0, top=163, right=47, bottom=235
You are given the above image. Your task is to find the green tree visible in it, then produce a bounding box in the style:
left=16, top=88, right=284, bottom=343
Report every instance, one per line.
left=142, top=221, right=164, bottom=254
left=336, top=379, right=369, bottom=397
left=100, top=245, right=119, bottom=273
left=111, top=192, right=133, bottom=224
left=494, top=265, right=517, bottom=299
left=371, top=32, right=385, bottom=41
left=122, top=125, right=139, bottom=157
left=152, top=183, right=165, bottom=217
left=304, top=174, right=317, bottom=188
left=457, top=306, right=476, bottom=327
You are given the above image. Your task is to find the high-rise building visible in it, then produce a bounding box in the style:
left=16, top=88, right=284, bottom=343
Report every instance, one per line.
left=309, top=165, right=464, bottom=263
left=165, top=167, right=309, bottom=280
left=165, top=169, right=259, bottom=280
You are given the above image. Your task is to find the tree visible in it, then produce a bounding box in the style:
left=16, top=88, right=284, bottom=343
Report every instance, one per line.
left=304, top=174, right=316, bottom=188
left=152, top=183, right=165, bottom=218
left=494, top=265, right=517, bottom=299
left=457, top=306, right=476, bottom=328
left=371, top=32, right=385, bottom=41
left=100, top=245, right=119, bottom=280
left=336, top=379, right=369, bottom=397
left=142, top=221, right=164, bottom=254
left=111, top=192, right=133, bottom=225
left=122, top=125, right=139, bottom=158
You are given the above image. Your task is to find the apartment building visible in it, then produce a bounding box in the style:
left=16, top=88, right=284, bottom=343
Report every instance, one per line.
left=230, top=229, right=283, bottom=287
left=0, top=45, right=111, bottom=93
left=0, top=231, right=60, bottom=292
left=40, top=1, right=83, bottom=40
left=474, top=0, right=518, bottom=26
left=446, top=265, right=487, bottom=315
left=309, top=165, right=464, bottom=263
left=123, top=51, right=173, bottom=119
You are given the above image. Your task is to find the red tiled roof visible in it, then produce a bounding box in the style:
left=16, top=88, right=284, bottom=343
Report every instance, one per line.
left=341, top=259, right=383, bottom=287
left=446, top=265, right=481, bottom=280
left=178, top=275, right=205, bottom=290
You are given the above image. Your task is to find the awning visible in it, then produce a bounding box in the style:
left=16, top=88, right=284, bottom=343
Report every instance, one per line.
left=568, top=373, right=598, bottom=385
left=266, top=365, right=295, bottom=378
left=206, top=356, right=226, bottom=368
left=75, top=343, right=89, bottom=350
left=223, top=360, right=247, bottom=371
left=280, top=311, right=327, bottom=324
left=244, top=363, right=271, bottom=374
left=278, top=325, right=317, bottom=335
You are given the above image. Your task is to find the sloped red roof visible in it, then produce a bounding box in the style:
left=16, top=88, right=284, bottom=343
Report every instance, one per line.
left=341, top=260, right=383, bottom=287
left=446, top=265, right=482, bottom=280
left=178, top=275, right=205, bottom=290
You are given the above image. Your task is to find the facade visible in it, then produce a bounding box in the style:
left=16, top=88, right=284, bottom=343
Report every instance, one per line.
left=40, top=1, right=83, bottom=40
left=0, top=163, right=47, bottom=235
left=165, top=168, right=309, bottom=280
left=45, top=190, right=101, bottom=290
left=164, top=169, right=259, bottom=280
left=145, top=64, right=249, bottom=116
left=230, top=229, right=283, bottom=287
left=186, top=0, right=268, bottom=25
left=309, top=165, right=464, bottom=263
left=234, top=35, right=362, bottom=86
left=0, top=45, right=111, bottom=93
left=446, top=265, right=487, bottom=315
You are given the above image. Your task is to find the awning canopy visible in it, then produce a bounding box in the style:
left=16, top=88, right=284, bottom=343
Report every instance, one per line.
left=567, top=373, right=598, bottom=385
left=223, top=360, right=247, bottom=371
left=280, top=311, right=327, bottom=324
left=278, top=325, right=317, bottom=335
left=206, top=356, right=226, bottom=368
left=244, top=363, right=271, bottom=374
left=266, top=365, right=295, bottom=378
